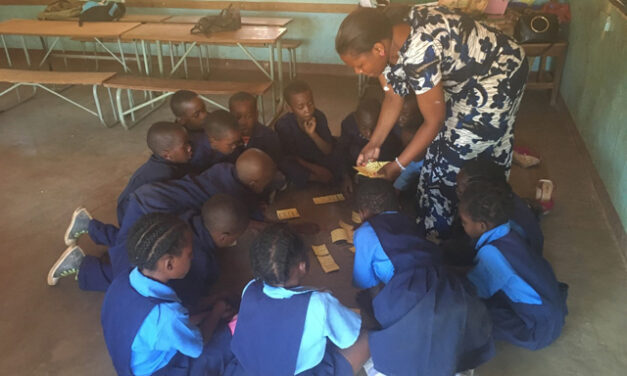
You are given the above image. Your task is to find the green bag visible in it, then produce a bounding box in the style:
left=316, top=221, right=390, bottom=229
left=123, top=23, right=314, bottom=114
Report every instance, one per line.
left=37, top=0, right=82, bottom=21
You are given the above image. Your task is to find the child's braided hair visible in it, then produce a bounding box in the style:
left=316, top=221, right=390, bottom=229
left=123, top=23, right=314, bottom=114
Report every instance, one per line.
left=249, top=224, right=308, bottom=286
left=460, top=179, right=514, bottom=228
left=127, top=213, right=190, bottom=271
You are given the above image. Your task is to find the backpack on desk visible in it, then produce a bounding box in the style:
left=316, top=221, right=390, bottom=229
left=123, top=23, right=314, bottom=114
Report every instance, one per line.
left=78, top=1, right=126, bottom=26
left=37, top=0, right=82, bottom=20
left=190, top=4, right=241, bottom=36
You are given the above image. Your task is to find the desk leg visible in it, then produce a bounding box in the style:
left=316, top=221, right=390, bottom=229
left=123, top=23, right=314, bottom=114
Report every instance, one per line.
left=268, top=44, right=276, bottom=116
left=21, top=36, right=31, bottom=67
left=551, top=53, right=566, bottom=106
left=170, top=42, right=196, bottom=77
left=117, top=38, right=129, bottom=73
left=182, top=43, right=189, bottom=78
left=168, top=42, right=175, bottom=73
left=276, top=39, right=283, bottom=99
left=1, top=35, right=12, bottom=68
left=156, top=40, right=164, bottom=77
left=141, top=40, right=150, bottom=76
left=197, top=44, right=205, bottom=78
left=133, top=41, right=142, bottom=74
left=38, top=37, right=60, bottom=69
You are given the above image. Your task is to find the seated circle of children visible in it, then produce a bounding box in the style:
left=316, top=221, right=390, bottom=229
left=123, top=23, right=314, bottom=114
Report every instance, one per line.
left=101, top=213, right=235, bottom=376
left=228, top=224, right=370, bottom=376
left=459, top=180, right=569, bottom=350
left=171, top=91, right=241, bottom=174
left=393, top=94, right=425, bottom=193
left=352, top=179, right=494, bottom=375
left=276, top=80, right=344, bottom=187
left=48, top=121, right=192, bottom=286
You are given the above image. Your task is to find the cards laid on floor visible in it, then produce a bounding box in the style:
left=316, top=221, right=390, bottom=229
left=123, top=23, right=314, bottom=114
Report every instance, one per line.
left=331, top=220, right=355, bottom=245
left=313, top=193, right=345, bottom=205
left=354, top=161, right=390, bottom=178
left=311, top=244, right=339, bottom=273
left=351, top=211, right=362, bottom=224
left=276, top=208, right=300, bottom=220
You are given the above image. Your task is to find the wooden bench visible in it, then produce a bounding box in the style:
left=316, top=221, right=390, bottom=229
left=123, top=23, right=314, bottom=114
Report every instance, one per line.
left=282, top=39, right=301, bottom=80
left=522, top=41, right=568, bottom=106
left=0, top=68, right=117, bottom=126
left=103, top=75, right=273, bottom=130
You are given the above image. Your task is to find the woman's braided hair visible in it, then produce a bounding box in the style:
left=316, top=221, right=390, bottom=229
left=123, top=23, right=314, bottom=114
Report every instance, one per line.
left=126, top=213, right=190, bottom=271
left=249, top=224, right=308, bottom=286
left=460, top=179, right=514, bottom=228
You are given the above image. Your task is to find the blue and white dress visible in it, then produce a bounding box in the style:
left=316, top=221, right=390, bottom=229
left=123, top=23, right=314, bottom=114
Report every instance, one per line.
left=383, top=5, right=528, bottom=240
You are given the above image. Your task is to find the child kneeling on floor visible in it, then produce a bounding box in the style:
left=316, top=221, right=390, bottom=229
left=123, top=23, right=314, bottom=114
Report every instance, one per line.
left=459, top=180, right=568, bottom=350
left=228, top=224, right=370, bottom=375
left=353, top=179, right=494, bottom=376
left=101, top=213, right=235, bottom=376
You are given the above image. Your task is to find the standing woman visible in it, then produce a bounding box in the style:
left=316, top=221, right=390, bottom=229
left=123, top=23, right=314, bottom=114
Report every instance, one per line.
left=336, top=5, right=528, bottom=240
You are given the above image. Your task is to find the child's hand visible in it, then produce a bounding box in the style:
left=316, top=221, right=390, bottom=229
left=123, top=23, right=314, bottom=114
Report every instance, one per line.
left=302, top=117, right=317, bottom=135
left=379, top=162, right=401, bottom=181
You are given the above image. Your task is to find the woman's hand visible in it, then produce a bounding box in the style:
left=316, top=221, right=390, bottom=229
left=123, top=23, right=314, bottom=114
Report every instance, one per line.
left=356, top=142, right=381, bottom=166
left=380, top=161, right=401, bottom=181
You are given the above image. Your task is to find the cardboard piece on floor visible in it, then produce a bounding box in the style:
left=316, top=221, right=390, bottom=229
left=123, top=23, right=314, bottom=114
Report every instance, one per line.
left=331, top=220, right=355, bottom=245
left=317, top=254, right=340, bottom=273
left=276, top=208, right=300, bottom=220
left=349, top=246, right=356, bottom=253
left=313, top=193, right=345, bottom=204
left=351, top=211, right=362, bottom=224
left=312, top=244, right=330, bottom=257
left=354, top=161, right=390, bottom=178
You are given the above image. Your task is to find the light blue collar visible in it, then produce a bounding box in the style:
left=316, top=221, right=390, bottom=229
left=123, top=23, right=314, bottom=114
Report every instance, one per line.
left=262, top=282, right=317, bottom=299
left=475, top=222, right=511, bottom=250
left=129, top=267, right=180, bottom=302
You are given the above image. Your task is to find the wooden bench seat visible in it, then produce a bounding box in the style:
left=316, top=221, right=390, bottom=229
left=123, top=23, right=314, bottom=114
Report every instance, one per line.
left=0, top=68, right=117, bottom=126
left=102, top=75, right=273, bottom=130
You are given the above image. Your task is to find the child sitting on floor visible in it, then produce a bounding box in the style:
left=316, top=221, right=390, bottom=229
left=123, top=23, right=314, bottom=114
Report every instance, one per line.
left=170, top=194, right=250, bottom=308
left=393, top=94, right=425, bottom=192
left=353, top=179, right=494, bottom=376
left=101, top=213, right=235, bottom=376
left=275, top=80, right=344, bottom=187
left=228, top=224, right=370, bottom=375
left=49, top=122, right=192, bottom=286
left=459, top=180, right=568, bottom=350
left=171, top=91, right=240, bottom=173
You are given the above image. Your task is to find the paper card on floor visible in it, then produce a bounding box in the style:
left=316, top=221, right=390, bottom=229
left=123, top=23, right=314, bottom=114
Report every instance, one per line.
left=331, top=228, right=349, bottom=244
left=276, top=208, right=300, bottom=220
left=351, top=211, right=362, bottom=224
left=338, top=220, right=354, bottom=243
left=311, top=244, right=330, bottom=257
left=353, top=161, right=390, bottom=178
left=313, top=193, right=345, bottom=204
left=317, top=254, right=340, bottom=273
left=349, top=246, right=356, bottom=253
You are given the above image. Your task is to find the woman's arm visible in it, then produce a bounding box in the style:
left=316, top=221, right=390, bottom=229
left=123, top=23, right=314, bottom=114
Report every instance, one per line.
left=357, top=75, right=404, bottom=165
left=380, top=82, right=446, bottom=180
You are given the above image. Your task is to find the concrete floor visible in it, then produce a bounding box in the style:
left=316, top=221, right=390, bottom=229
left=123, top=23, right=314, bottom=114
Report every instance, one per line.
left=0, top=71, right=625, bottom=375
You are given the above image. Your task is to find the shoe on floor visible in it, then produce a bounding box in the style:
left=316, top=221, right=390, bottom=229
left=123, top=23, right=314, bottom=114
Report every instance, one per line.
left=47, top=245, right=85, bottom=286
left=64, top=207, right=92, bottom=245
left=513, top=146, right=541, bottom=168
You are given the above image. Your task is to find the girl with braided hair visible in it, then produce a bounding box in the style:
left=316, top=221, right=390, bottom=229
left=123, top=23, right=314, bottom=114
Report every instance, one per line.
left=228, top=224, right=370, bottom=376
left=101, top=213, right=235, bottom=376
left=460, top=180, right=568, bottom=350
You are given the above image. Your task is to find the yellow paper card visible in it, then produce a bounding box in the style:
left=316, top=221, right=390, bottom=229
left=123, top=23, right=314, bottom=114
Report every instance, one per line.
left=311, top=244, right=330, bottom=257
left=353, top=161, right=390, bottom=178
left=331, top=228, right=348, bottom=243
left=349, top=246, right=356, bottom=253
left=313, top=193, right=345, bottom=204
left=276, top=208, right=300, bottom=220
left=351, top=211, right=362, bottom=224
left=317, top=254, right=340, bottom=273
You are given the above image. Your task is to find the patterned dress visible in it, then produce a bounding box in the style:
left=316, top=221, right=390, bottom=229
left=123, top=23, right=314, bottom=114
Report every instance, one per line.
left=383, top=5, right=528, bottom=240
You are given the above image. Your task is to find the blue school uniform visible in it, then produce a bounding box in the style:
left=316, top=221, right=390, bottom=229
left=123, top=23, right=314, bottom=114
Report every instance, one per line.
left=354, top=212, right=495, bottom=375
left=228, top=280, right=359, bottom=376
left=101, top=267, right=233, bottom=376
left=187, top=128, right=229, bottom=174
left=467, top=222, right=568, bottom=350
left=276, top=110, right=344, bottom=187
left=168, top=210, right=220, bottom=307
left=510, top=194, right=544, bottom=255
left=338, top=113, right=403, bottom=170
left=236, top=122, right=282, bottom=163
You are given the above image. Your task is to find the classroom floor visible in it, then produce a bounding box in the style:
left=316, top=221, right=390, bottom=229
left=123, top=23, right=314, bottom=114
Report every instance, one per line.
left=0, top=68, right=625, bottom=375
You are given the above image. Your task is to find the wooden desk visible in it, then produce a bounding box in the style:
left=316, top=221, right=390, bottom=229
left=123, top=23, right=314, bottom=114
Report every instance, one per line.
left=522, top=41, right=568, bottom=106
left=0, top=19, right=140, bottom=70
left=165, top=15, right=292, bottom=27
left=120, top=14, right=172, bottom=23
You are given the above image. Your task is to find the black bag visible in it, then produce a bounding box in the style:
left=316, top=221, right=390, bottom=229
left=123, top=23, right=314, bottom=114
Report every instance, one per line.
left=515, top=13, right=559, bottom=43
left=191, top=4, right=241, bottom=36
left=78, top=1, right=126, bottom=26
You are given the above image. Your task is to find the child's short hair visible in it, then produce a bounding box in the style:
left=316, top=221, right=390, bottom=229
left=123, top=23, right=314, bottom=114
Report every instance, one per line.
left=228, top=91, right=257, bottom=110
left=146, top=121, right=185, bottom=155
left=355, top=178, right=399, bottom=215
left=202, top=193, right=249, bottom=234
left=283, top=80, right=311, bottom=106
left=249, top=224, right=308, bottom=286
left=204, top=110, right=239, bottom=139
left=355, top=97, right=381, bottom=132
left=170, top=90, right=198, bottom=118
left=398, top=95, right=423, bottom=132
left=127, top=213, right=190, bottom=271
left=459, top=180, right=514, bottom=228
left=459, top=158, right=507, bottom=185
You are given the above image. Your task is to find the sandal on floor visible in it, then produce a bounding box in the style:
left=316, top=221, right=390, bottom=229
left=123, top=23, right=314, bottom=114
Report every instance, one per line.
left=535, top=179, right=555, bottom=214
left=513, top=146, right=541, bottom=168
